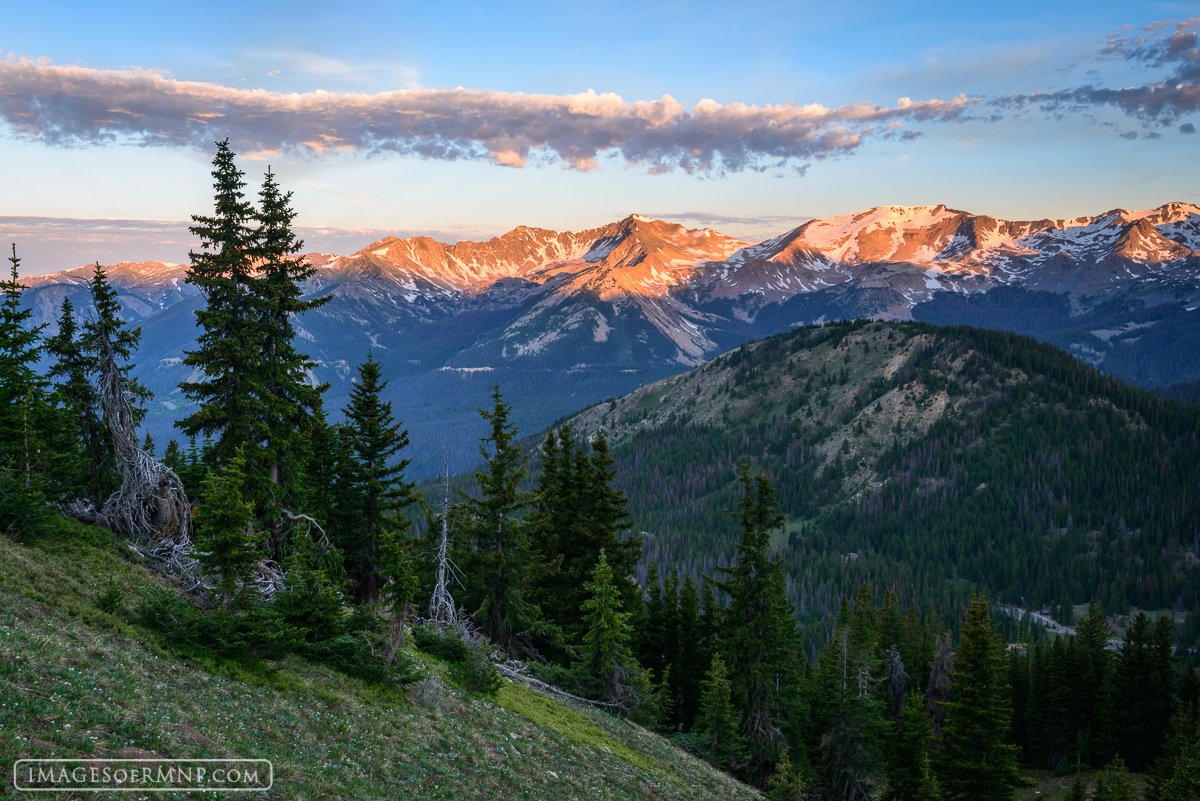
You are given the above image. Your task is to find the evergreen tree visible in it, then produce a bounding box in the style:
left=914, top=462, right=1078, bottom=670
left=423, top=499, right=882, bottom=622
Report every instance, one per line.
left=251, top=168, right=329, bottom=518
left=817, top=592, right=887, bottom=799
left=885, top=693, right=941, bottom=801
left=529, top=426, right=640, bottom=640
left=1114, top=612, right=1175, bottom=771
left=333, top=352, right=417, bottom=604
left=0, top=245, right=77, bottom=509
left=676, top=573, right=707, bottom=730
left=766, top=748, right=808, bottom=801
left=0, top=244, right=46, bottom=478
left=177, top=140, right=263, bottom=473
left=1158, top=728, right=1200, bottom=801
left=1099, top=756, right=1137, bottom=801
left=580, top=549, right=642, bottom=707
left=932, top=596, right=1022, bottom=800
left=162, top=439, right=184, bottom=474
left=716, top=459, right=803, bottom=779
left=1074, top=600, right=1114, bottom=766
left=195, top=448, right=264, bottom=609
left=696, top=652, right=748, bottom=771
left=81, top=263, right=150, bottom=423
left=45, top=297, right=104, bottom=502
left=458, top=385, right=537, bottom=651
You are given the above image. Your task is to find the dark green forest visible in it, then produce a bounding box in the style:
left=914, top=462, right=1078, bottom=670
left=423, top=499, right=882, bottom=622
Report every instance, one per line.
left=4, top=143, right=1200, bottom=799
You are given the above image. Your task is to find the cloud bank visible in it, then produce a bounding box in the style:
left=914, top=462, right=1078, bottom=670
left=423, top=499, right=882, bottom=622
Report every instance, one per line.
left=997, top=18, right=1200, bottom=125
left=0, top=56, right=972, bottom=173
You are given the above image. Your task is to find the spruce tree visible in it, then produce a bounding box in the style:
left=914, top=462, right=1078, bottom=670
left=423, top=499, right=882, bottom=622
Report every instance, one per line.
left=885, top=693, right=940, bottom=801
left=932, top=596, right=1022, bottom=800
left=529, top=426, right=640, bottom=640
left=177, top=140, right=264, bottom=485
left=716, top=459, right=803, bottom=779
left=1113, top=612, right=1175, bottom=772
left=696, top=652, right=748, bottom=771
left=677, top=573, right=706, bottom=730
left=251, top=168, right=329, bottom=512
left=0, top=245, right=77, bottom=511
left=580, top=549, right=641, bottom=706
left=817, top=592, right=886, bottom=799
left=45, top=297, right=103, bottom=502
left=195, top=449, right=263, bottom=609
left=333, top=352, right=417, bottom=604
left=458, top=385, right=536, bottom=651
left=0, top=244, right=46, bottom=477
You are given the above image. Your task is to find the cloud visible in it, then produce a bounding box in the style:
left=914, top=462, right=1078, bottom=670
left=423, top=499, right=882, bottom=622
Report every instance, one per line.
left=997, top=19, right=1200, bottom=125
left=644, top=211, right=805, bottom=229
left=1104, top=17, right=1200, bottom=81
left=0, top=55, right=974, bottom=173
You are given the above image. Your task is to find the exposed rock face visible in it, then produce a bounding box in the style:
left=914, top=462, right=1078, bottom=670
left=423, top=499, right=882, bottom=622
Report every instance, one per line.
left=20, top=203, right=1200, bottom=478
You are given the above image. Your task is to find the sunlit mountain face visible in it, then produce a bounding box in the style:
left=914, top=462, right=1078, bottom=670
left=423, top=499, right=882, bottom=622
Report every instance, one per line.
left=23, top=202, right=1200, bottom=476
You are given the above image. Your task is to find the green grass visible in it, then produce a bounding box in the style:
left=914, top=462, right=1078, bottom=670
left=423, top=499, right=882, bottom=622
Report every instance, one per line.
left=0, top=522, right=760, bottom=800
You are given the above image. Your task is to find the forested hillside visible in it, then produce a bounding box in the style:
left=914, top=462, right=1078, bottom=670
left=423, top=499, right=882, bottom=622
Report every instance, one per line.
left=564, top=319, right=1200, bottom=650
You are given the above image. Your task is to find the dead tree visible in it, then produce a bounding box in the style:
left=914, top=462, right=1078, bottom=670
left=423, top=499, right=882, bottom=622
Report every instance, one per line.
left=429, top=452, right=458, bottom=626
left=84, top=295, right=204, bottom=591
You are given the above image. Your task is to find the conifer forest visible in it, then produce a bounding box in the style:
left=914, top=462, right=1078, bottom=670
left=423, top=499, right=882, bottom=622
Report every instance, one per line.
left=4, top=143, right=1200, bottom=800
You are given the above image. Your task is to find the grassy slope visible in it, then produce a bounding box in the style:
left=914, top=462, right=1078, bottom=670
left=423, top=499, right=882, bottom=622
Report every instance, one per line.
left=0, top=521, right=757, bottom=801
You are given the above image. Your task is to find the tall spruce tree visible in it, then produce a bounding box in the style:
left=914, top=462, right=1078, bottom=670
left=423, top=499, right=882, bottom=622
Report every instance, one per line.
left=458, top=385, right=537, bottom=651
left=252, top=168, right=329, bottom=513
left=932, top=596, right=1022, bottom=800
left=716, top=459, right=803, bottom=780
left=529, top=426, right=640, bottom=641
left=1113, top=612, right=1176, bottom=772
left=45, top=297, right=104, bottom=503
left=0, top=245, right=77, bottom=514
left=0, top=245, right=46, bottom=477
left=332, top=352, right=417, bottom=604
left=177, top=140, right=263, bottom=473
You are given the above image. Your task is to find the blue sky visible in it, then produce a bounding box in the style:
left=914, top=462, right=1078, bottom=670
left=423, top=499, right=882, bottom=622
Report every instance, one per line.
left=2, top=0, right=1199, bottom=274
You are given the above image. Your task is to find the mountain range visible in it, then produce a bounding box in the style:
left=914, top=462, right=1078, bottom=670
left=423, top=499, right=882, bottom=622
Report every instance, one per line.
left=20, top=202, right=1200, bottom=476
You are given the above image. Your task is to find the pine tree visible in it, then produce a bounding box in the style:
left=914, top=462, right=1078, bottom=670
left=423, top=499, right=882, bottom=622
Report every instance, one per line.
left=529, top=426, right=640, bottom=640
left=177, top=140, right=265, bottom=485
left=885, top=693, right=940, bottom=801
left=581, top=549, right=642, bottom=707
left=716, top=459, right=803, bottom=778
left=1158, top=728, right=1200, bottom=801
left=1074, top=600, right=1114, bottom=766
left=932, top=596, right=1022, bottom=800
left=195, top=448, right=263, bottom=608
left=333, top=352, right=417, bottom=604
left=0, top=245, right=77, bottom=512
left=818, top=592, right=887, bottom=799
left=251, top=168, right=329, bottom=517
left=0, top=244, right=46, bottom=478
left=45, top=297, right=102, bottom=501
left=696, top=652, right=748, bottom=771
left=1114, top=612, right=1174, bottom=772
left=766, top=748, right=808, bottom=801
left=162, top=439, right=184, bottom=474
left=677, top=573, right=706, bottom=730
left=458, top=385, right=536, bottom=651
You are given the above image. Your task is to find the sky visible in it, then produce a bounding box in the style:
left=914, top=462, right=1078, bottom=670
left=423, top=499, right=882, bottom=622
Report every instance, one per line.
left=2, top=0, right=1199, bottom=275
